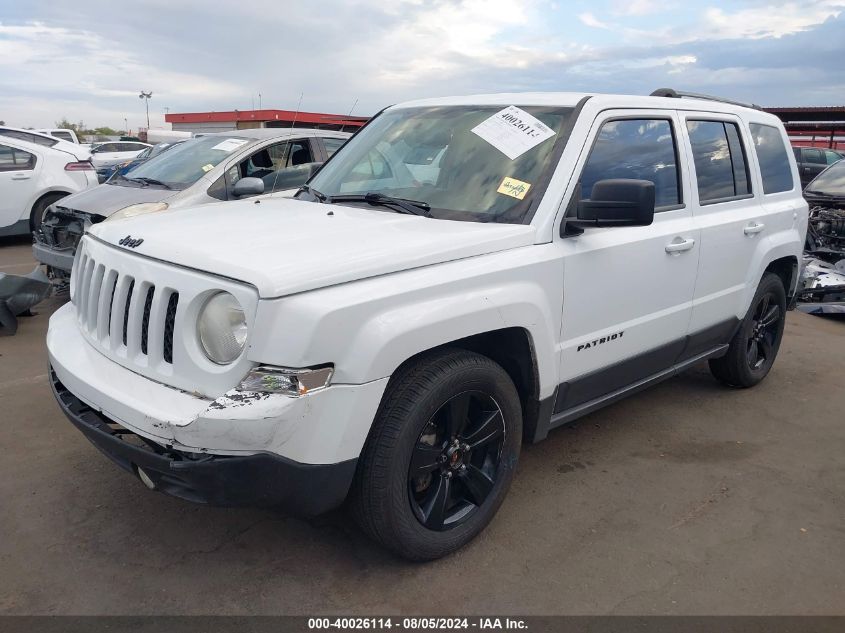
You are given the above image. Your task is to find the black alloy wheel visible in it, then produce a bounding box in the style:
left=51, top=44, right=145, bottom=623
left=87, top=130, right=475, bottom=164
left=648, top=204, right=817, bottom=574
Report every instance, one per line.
left=408, top=391, right=506, bottom=531
left=746, top=292, right=781, bottom=371
left=709, top=272, right=787, bottom=388
left=350, top=348, right=522, bottom=561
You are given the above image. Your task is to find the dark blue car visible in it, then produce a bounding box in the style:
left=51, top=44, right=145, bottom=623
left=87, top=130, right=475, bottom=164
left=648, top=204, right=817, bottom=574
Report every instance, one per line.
left=97, top=141, right=184, bottom=183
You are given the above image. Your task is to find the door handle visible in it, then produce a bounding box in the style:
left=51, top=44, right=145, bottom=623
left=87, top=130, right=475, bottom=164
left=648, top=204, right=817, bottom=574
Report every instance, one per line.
left=11, top=173, right=30, bottom=180
left=743, top=222, right=765, bottom=236
left=665, top=237, right=695, bottom=254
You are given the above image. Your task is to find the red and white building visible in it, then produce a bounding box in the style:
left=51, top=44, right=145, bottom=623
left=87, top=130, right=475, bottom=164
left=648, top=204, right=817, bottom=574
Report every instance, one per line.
left=164, top=108, right=368, bottom=134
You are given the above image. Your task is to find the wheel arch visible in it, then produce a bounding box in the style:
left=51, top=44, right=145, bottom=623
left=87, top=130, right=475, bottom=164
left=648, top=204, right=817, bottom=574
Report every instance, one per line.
left=763, top=255, right=799, bottom=304
left=743, top=231, right=802, bottom=315
left=28, top=189, right=72, bottom=231
left=386, top=327, right=543, bottom=444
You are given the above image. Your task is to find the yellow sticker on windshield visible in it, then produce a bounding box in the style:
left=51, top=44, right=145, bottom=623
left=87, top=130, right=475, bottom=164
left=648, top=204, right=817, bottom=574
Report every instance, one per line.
left=201, top=163, right=214, bottom=173
left=497, top=177, right=531, bottom=200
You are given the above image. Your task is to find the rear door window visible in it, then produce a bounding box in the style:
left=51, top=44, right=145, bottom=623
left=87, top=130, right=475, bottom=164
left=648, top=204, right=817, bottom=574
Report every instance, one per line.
left=686, top=120, right=751, bottom=203
left=824, top=150, right=842, bottom=165
left=804, top=148, right=824, bottom=164
left=0, top=144, right=36, bottom=171
left=579, top=118, right=681, bottom=209
left=749, top=123, right=795, bottom=194
left=322, top=137, right=346, bottom=157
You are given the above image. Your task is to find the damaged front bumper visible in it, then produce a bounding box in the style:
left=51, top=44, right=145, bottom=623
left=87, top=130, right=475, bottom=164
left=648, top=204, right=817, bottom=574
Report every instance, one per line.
left=33, top=205, right=102, bottom=276
left=797, top=257, right=845, bottom=315
left=799, top=203, right=845, bottom=315
left=51, top=368, right=357, bottom=512
left=47, top=303, right=388, bottom=514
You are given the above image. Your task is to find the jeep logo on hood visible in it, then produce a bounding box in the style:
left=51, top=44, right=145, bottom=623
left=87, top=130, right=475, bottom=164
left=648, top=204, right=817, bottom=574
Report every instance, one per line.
left=118, top=235, right=144, bottom=248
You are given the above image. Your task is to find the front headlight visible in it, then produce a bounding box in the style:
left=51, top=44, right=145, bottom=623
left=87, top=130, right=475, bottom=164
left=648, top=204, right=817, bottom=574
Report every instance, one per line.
left=105, top=202, right=169, bottom=222
left=237, top=365, right=334, bottom=397
left=197, top=292, right=248, bottom=364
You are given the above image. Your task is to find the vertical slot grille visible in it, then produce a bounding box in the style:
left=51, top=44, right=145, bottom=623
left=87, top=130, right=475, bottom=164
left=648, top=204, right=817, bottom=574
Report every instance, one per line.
left=106, top=274, right=119, bottom=336
left=122, top=280, right=134, bottom=346
left=140, top=286, right=155, bottom=355
left=71, top=237, right=255, bottom=396
left=87, top=264, right=106, bottom=331
left=163, top=293, right=179, bottom=364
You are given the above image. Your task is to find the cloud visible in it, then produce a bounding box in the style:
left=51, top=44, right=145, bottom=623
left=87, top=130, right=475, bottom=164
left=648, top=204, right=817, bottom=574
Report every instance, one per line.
left=578, top=12, right=612, bottom=29
left=1, top=0, right=845, bottom=130
left=609, top=0, right=665, bottom=16
left=0, top=20, right=242, bottom=128
left=700, top=2, right=844, bottom=39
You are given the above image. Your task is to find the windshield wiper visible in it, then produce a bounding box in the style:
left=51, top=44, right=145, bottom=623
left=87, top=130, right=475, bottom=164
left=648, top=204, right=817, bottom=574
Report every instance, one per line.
left=298, top=184, right=327, bottom=202
left=124, top=176, right=172, bottom=189
left=327, top=192, right=431, bottom=217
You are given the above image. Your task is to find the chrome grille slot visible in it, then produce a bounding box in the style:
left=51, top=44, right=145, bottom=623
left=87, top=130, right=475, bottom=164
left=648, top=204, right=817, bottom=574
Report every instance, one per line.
left=86, top=263, right=105, bottom=331
left=76, top=255, right=93, bottom=319
left=94, top=268, right=117, bottom=342
left=122, top=279, right=135, bottom=347
left=140, top=286, right=155, bottom=355
left=104, top=273, right=119, bottom=340
left=163, top=293, right=179, bottom=364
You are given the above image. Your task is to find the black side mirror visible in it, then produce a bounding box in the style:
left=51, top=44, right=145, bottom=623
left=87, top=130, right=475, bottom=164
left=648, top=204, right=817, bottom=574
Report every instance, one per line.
left=232, top=176, right=265, bottom=198
left=567, top=179, right=655, bottom=230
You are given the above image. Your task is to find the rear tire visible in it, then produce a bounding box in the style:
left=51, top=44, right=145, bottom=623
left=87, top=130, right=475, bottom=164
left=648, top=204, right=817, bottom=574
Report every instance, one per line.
left=29, top=193, right=67, bottom=233
left=350, top=349, right=522, bottom=561
left=709, top=273, right=786, bottom=388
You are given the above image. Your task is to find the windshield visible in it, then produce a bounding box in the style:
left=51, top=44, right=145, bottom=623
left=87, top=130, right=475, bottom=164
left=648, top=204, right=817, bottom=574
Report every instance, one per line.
left=305, top=105, right=575, bottom=223
left=119, top=135, right=250, bottom=189
left=806, top=160, right=845, bottom=196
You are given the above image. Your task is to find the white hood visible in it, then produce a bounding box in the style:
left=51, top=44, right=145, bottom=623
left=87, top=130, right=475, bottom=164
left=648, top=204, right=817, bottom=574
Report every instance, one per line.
left=89, top=197, right=536, bottom=298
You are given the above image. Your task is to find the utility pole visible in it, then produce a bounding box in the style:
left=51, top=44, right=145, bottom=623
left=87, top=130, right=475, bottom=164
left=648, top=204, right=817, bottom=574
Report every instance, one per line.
left=139, top=91, right=152, bottom=129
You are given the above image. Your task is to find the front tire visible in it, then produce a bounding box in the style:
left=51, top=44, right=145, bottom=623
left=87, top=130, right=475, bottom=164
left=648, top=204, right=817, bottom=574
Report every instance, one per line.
left=30, top=193, right=67, bottom=233
left=351, top=349, right=522, bottom=561
left=709, top=273, right=787, bottom=388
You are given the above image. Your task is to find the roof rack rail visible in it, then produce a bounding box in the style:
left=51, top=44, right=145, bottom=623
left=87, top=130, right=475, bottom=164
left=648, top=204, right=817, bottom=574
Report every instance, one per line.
left=650, top=88, right=762, bottom=111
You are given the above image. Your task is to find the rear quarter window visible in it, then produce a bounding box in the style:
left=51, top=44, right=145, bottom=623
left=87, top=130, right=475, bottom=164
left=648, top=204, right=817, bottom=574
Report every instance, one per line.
left=749, top=123, right=794, bottom=194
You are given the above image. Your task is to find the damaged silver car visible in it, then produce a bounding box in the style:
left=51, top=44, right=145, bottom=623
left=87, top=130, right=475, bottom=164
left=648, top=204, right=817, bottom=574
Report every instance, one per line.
left=798, top=160, right=845, bottom=314
left=33, top=128, right=350, bottom=282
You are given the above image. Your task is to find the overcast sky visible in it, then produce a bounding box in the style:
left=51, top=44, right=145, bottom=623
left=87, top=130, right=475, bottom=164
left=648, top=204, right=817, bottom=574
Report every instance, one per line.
left=2, top=0, right=844, bottom=131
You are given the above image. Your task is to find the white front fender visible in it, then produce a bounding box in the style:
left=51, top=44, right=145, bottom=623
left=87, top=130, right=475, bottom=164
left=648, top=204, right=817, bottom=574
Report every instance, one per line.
left=249, top=247, right=563, bottom=400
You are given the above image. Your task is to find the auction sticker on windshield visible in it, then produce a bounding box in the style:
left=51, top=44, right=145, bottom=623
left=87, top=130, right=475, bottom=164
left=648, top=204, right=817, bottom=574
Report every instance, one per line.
left=211, top=138, right=249, bottom=152
left=497, top=176, right=531, bottom=199
left=471, top=106, right=556, bottom=160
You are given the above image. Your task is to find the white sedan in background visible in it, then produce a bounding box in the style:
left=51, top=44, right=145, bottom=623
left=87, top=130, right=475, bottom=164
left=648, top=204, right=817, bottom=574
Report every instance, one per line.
left=89, top=141, right=152, bottom=170
left=36, top=128, right=81, bottom=144
left=0, top=136, right=98, bottom=236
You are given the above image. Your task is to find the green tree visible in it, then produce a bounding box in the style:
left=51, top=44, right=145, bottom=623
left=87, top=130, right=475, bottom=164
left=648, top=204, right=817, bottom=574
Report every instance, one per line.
left=92, top=126, right=120, bottom=136
left=55, top=118, right=86, bottom=133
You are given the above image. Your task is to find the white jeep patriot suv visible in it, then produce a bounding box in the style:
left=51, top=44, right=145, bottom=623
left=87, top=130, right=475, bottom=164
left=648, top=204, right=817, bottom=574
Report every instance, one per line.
left=47, top=89, right=807, bottom=560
